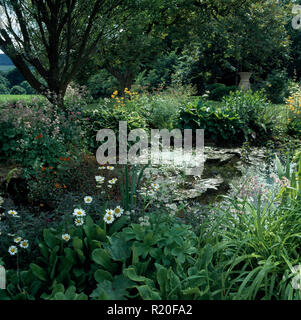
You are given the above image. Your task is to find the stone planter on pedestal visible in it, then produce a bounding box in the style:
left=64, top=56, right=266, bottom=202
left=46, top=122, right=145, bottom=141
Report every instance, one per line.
left=238, top=72, right=252, bottom=91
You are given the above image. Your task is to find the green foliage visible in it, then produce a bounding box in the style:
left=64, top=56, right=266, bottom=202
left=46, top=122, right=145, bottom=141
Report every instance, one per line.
left=264, top=70, right=289, bottom=104
left=0, top=74, right=9, bottom=86
left=41, top=283, right=88, bottom=300
left=179, top=100, right=244, bottom=145
left=2, top=157, right=301, bottom=300
left=131, top=84, right=197, bottom=129
left=20, top=81, right=36, bottom=95
left=287, top=119, right=301, bottom=137
left=89, top=212, right=226, bottom=300
left=23, top=216, right=108, bottom=297
left=253, top=70, right=289, bottom=104
left=178, top=90, right=277, bottom=145
left=81, top=101, right=147, bottom=152
left=210, top=198, right=301, bottom=298
left=87, top=70, right=119, bottom=99
left=134, top=52, right=180, bottom=90
left=119, top=164, right=149, bottom=211
left=6, top=68, right=25, bottom=87
left=274, top=154, right=301, bottom=203
left=222, top=90, right=274, bottom=142
left=10, top=85, right=26, bottom=95
left=0, top=83, right=9, bottom=94
left=207, top=83, right=237, bottom=101
left=286, top=84, right=301, bottom=137
left=0, top=101, right=84, bottom=172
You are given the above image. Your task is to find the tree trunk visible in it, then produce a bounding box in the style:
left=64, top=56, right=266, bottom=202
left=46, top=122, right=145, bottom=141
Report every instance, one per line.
left=106, top=66, right=134, bottom=97
left=120, top=73, right=134, bottom=97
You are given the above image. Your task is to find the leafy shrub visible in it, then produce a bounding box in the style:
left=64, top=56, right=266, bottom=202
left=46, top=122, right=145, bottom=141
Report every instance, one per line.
left=90, top=213, right=224, bottom=300
left=129, top=84, right=196, bottom=130
left=10, top=85, right=26, bottom=95
left=206, top=156, right=301, bottom=299
left=6, top=68, right=24, bottom=87
left=81, top=92, right=148, bottom=152
left=134, top=51, right=180, bottom=91
left=0, top=83, right=9, bottom=94
left=286, top=88, right=301, bottom=137
left=87, top=70, right=119, bottom=99
left=26, top=155, right=99, bottom=207
left=0, top=74, right=9, bottom=88
left=1, top=210, right=224, bottom=300
left=253, top=70, right=289, bottom=104
left=0, top=101, right=84, bottom=173
left=20, top=81, right=36, bottom=95
left=63, top=82, right=93, bottom=112
left=178, top=100, right=244, bottom=145
left=222, top=90, right=274, bottom=142
left=207, top=83, right=237, bottom=101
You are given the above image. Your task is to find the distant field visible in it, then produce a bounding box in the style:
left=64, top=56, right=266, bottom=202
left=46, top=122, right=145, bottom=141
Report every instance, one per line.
left=0, top=94, right=43, bottom=102
left=0, top=65, right=15, bottom=72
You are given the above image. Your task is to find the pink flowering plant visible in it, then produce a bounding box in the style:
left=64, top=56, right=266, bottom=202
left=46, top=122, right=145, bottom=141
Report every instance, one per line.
left=0, top=99, right=85, bottom=175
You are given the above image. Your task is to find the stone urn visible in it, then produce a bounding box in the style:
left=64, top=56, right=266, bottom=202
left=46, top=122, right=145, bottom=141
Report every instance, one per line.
left=238, top=72, right=252, bottom=91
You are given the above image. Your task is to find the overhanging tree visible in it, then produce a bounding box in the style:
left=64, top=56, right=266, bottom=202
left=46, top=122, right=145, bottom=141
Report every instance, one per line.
left=94, top=0, right=260, bottom=93
left=0, top=0, right=124, bottom=107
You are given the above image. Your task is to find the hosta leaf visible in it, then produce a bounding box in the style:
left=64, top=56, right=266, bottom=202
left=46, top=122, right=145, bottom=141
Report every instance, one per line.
left=30, top=263, right=47, bottom=282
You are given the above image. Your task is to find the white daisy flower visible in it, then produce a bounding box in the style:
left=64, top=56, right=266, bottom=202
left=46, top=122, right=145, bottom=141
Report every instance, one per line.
left=108, top=178, right=117, bottom=185
left=114, top=206, right=124, bottom=217
left=107, top=166, right=114, bottom=170
left=84, top=196, right=93, bottom=204
left=62, top=234, right=71, bottom=242
left=20, top=240, right=29, bottom=249
left=104, top=213, right=115, bottom=224
left=8, top=246, right=18, bottom=255
left=98, top=166, right=106, bottom=170
left=95, top=176, right=105, bottom=183
left=105, top=209, right=114, bottom=216
left=73, top=208, right=86, bottom=217
left=147, top=190, right=155, bottom=197
left=14, top=237, right=22, bottom=244
left=151, top=183, right=160, bottom=191
left=8, top=210, right=19, bottom=217
left=74, top=217, right=84, bottom=226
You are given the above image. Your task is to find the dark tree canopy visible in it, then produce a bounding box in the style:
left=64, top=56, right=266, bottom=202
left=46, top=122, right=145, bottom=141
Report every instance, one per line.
left=0, top=0, right=124, bottom=106
left=0, top=0, right=281, bottom=104
left=94, top=0, right=257, bottom=93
